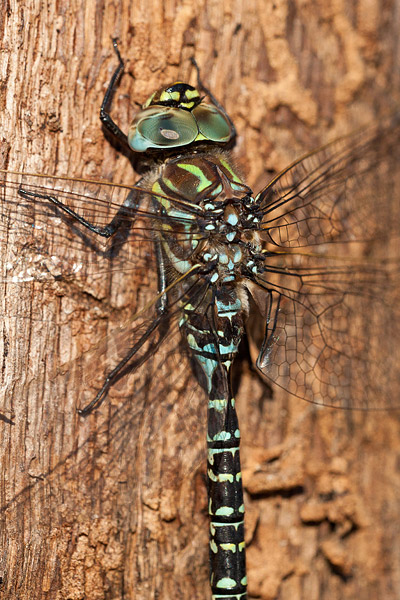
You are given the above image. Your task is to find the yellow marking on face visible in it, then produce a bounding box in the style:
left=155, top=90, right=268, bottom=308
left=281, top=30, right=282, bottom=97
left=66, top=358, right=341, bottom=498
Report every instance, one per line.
left=143, top=91, right=156, bottom=108
left=168, top=91, right=181, bottom=102
left=181, top=101, right=195, bottom=109
left=186, top=88, right=200, bottom=100
left=194, top=132, right=207, bottom=142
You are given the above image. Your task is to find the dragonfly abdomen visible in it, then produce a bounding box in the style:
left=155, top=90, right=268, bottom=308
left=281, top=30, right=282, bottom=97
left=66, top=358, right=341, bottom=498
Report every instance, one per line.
left=181, top=288, right=247, bottom=599
left=207, top=399, right=246, bottom=600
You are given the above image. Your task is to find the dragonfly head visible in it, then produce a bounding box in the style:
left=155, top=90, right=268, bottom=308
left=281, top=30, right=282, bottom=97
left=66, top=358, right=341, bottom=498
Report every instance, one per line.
left=128, top=82, right=234, bottom=152
left=143, top=82, right=203, bottom=111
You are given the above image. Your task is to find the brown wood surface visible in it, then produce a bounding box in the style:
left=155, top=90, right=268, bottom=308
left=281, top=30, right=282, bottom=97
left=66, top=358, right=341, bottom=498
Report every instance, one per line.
left=1, top=1, right=400, bottom=599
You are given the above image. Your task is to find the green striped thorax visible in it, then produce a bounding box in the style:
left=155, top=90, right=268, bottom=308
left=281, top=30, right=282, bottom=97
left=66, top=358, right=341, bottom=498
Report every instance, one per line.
left=127, top=82, right=233, bottom=152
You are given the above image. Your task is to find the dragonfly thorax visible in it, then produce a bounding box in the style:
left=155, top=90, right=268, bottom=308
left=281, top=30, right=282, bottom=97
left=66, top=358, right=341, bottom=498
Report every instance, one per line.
left=195, top=199, right=264, bottom=284
left=199, top=240, right=262, bottom=285
left=199, top=193, right=263, bottom=239
left=152, top=153, right=264, bottom=283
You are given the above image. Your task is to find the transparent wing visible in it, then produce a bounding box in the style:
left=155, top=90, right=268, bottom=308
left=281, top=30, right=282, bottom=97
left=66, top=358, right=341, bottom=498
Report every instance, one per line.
left=0, top=169, right=207, bottom=312
left=0, top=170, right=207, bottom=412
left=0, top=174, right=131, bottom=300
left=0, top=171, right=186, bottom=290
left=2, top=112, right=400, bottom=412
left=252, top=113, right=400, bottom=409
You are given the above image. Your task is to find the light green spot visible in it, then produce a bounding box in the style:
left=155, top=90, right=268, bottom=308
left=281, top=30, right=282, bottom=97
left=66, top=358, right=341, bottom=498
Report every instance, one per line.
left=208, top=471, right=234, bottom=483
left=236, top=472, right=242, bottom=482
left=187, top=333, right=198, bottom=349
left=219, top=158, right=243, bottom=183
left=183, top=302, right=195, bottom=311
left=208, top=469, right=218, bottom=482
left=241, top=576, right=248, bottom=585
left=210, top=539, right=218, bottom=553
left=186, top=88, right=199, bottom=100
left=208, top=469, right=234, bottom=482
left=177, top=163, right=212, bottom=191
left=194, top=132, right=207, bottom=141
left=232, top=181, right=247, bottom=191
left=220, top=543, right=236, bottom=553
left=212, top=183, right=223, bottom=196
left=208, top=447, right=239, bottom=460
left=210, top=431, right=231, bottom=442
left=233, top=248, right=242, bottom=263
left=234, top=429, right=240, bottom=438
left=152, top=181, right=169, bottom=210
left=168, top=91, right=180, bottom=101
left=227, top=212, right=238, bottom=226
left=238, top=541, right=246, bottom=552
left=216, top=577, right=237, bottom=589
left=239, top=503, right=245, bottom=513
left=163, top=177, right=180, bottom=194
left=208, top=398, right=228, bottom=412
left=211, top=520, right=244, bottom=531
left=215, top=506, right=234, bottom=517
left=219, top=473, right=234, bottom=483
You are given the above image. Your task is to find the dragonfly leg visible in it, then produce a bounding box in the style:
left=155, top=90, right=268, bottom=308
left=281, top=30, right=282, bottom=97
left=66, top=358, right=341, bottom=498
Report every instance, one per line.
left=190, top=57, right=237, bottom=143
left=18, top=184, right=143, bottom=238
left=99, top=38, right=130, bottom=148
left=78, top=236, right=170, bottom=414
left=154, top=237, right=168, bottom=314
left=78, top=315, right=165, bottom=415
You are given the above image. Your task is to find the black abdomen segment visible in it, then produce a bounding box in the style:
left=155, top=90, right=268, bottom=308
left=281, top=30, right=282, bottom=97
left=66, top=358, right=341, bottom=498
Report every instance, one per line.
left=208, top=397, right=246, bottom=599
left=181, top=290, right=247, bottom=598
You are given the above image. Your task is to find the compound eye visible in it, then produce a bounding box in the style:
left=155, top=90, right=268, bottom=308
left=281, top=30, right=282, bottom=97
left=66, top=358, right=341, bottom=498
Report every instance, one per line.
left=192, top=104, right=233, bottom=143
left=128, top=107, right=198, bottom=151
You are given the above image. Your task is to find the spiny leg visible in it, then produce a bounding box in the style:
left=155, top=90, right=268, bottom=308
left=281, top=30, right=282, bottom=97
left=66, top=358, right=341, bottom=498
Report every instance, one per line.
left=18, top=183, right=169, bottom=414
left=18, top=184, right=142, bottom=238
left=78, top=314, right=165, bottom=414
left=100, top=38, right=130, bottom=148
left=79, top=238, right=170, bottom=414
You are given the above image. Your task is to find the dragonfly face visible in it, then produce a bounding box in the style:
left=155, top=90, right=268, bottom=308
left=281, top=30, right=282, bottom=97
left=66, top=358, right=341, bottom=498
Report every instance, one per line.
left=128, top=81, right=234, bottom=151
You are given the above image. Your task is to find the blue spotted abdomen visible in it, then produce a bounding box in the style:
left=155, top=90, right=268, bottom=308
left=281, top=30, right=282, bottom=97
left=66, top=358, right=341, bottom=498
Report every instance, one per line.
left=181, top=288, right=247, bottom=600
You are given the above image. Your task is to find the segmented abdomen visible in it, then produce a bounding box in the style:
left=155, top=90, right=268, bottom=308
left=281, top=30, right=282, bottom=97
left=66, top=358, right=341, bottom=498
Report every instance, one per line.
left=181, top=288, right=247, bottom=599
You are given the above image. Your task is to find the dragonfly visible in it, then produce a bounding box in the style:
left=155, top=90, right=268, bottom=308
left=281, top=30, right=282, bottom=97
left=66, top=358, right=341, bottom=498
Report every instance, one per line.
left=1, top=41, right=400, bottom=599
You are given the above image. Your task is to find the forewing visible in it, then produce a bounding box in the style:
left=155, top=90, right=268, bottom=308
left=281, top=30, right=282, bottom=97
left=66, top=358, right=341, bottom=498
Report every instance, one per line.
left=0, top=170, right=204, bottom=411
left=0, top=171, right=165, bottom=292
left=253, top=113, right=400, bottom=409
left=258, top=114, right=400, bottom=249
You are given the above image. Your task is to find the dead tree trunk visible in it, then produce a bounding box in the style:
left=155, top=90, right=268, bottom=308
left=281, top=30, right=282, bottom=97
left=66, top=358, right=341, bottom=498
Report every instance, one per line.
left=1, top=1, right=400, bottom=599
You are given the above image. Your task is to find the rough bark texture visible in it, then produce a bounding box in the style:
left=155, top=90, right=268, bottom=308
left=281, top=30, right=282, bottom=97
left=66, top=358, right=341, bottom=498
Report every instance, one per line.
left=1, top=1, right=400, bottom=600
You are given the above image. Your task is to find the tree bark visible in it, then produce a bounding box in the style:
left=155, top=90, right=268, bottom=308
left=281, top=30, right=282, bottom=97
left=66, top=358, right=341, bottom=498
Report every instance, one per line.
left=1, top=1, right=400, bottom=600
